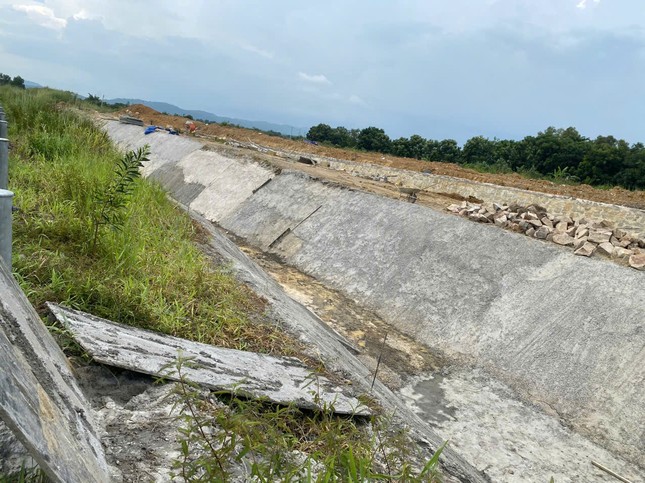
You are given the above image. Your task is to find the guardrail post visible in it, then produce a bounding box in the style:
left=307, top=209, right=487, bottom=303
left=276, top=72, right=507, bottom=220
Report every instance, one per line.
left=0, top=108, right=5, bottom=121
left=0, top=120, right=7, bottom=139
left=0, top=137, right=7, bottom=190
left=0, top=189, right=13, bottom=269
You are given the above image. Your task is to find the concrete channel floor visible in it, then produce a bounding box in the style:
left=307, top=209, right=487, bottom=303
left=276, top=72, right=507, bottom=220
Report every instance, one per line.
left=242, top=241, right=642, bottom=483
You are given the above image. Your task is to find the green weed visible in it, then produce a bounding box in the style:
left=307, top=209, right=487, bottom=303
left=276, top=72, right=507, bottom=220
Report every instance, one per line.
left=0, top=464, right=49, bottom=483
left=167, top=358, right=445, bottom=482
left=1, top=85, right=295, bottom=356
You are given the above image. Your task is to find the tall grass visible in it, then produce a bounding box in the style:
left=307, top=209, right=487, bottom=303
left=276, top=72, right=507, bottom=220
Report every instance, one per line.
left=0, top=85, right=289, bottom=354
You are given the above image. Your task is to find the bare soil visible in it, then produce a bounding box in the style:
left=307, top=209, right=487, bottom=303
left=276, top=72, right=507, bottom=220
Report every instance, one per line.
left=119, top=104, right=645, bottom=210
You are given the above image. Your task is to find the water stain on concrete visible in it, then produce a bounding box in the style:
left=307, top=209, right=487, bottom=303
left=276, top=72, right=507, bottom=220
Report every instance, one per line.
left=237, top=241, right=445, bottom=390
left=400, top=374, right=456, bottom=425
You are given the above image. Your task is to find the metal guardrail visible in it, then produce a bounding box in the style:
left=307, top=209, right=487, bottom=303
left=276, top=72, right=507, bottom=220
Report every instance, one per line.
left=0, top=104, right=12, bottom=268
left=0, top=137, right=7, bottom=189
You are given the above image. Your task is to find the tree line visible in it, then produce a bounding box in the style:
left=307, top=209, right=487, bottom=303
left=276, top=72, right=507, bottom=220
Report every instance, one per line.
left=306, top=124, right=645, bottom=190
left=0, top=73, right=25, bottom=89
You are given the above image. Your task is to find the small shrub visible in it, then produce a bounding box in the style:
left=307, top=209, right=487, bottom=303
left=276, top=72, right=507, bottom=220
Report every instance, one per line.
left=89, top=145, right=150, bottom=250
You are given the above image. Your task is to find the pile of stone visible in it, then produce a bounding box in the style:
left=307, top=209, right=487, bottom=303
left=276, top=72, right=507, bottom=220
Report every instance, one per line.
left=447, top=201, right=645, bottom=271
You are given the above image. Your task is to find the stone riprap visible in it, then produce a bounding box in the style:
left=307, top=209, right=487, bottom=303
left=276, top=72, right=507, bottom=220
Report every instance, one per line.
left=447, top=201, right=645, bottom=270
left=322, top=158, right=645, bottom=239
left=102, top=121, right=645, bottom=469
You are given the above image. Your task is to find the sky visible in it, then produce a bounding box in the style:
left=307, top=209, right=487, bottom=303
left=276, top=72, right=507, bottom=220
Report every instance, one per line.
left=0, top=0, right=644, bottom=143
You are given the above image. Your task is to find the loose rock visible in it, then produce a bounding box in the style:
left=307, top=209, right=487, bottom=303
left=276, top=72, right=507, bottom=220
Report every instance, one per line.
left=613, top=247, right=633, bottom=260
left=597, top=242, right=614, bottom=257
left=573, top=237, right=587, bottom=250
left=555, top=221, right=569, bottom=233
left=452, top=200, right=642, bottom=272
left=574, top=242, right=597, bottom=257
left=575, top=226, right=589, bottom=239
left=534, top=226, right=551, bottom=239
left=613, top=228, right=627, bottom=239
left=553, top=234, right=575, bottom=246
left=588, top=231, right=611, bottom=245
left=629, top=253, right=645, bottom=270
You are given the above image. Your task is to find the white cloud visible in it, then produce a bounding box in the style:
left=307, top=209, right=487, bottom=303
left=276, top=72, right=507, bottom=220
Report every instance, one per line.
left=12, top=4, right=67, bottom=30
left=72, top=8, right=99, bottom=21
left=298, top=72, right=331, bottom=84
left=576, top=0, right=600, bottom=9
left=241, top=43, right=274, bottom=59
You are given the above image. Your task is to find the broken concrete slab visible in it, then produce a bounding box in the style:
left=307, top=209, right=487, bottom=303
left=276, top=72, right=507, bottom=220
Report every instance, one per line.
left=47, top=303, right=370, bottom=416
left=0, top=263, right=110, bottom=483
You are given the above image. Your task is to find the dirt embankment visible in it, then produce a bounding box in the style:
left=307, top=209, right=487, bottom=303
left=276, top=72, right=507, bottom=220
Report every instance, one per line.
left=119, top=104, right=645, bottom=210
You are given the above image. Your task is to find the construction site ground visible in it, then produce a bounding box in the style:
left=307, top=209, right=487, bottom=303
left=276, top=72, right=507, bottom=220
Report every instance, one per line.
left=121, top=104, right=645, bottom=210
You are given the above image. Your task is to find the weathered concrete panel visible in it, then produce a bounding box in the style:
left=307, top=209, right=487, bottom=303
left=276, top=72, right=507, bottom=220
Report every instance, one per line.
left=102, top=121, right=201, bottom=176
left=48, top=303, right=369, bottom=416
left=181, top=209, right=487, bottom=483
left=220, top=171, right=331, bottom=249
left=147, top=162, right=206, bottom=207
left=180, top=150, right=275, bottom=221
left=0, top=262, right=109, bottom=482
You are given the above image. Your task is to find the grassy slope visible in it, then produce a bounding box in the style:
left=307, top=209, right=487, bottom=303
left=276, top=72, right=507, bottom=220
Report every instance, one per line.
left=1, top=86, right=289, bottom=355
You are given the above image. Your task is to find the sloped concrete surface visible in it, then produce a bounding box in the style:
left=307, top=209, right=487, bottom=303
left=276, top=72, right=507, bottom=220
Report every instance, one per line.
left=103, top=121, right=645, bottom=470
left=255, top=175, right=645, bottom=464
left=0, top=261, right=110, bottom=482
left=104, top=121, right=201, bottom=177
left=180, top=150, right=275, bottom=221
left=220, top=171, right=331, bottom=249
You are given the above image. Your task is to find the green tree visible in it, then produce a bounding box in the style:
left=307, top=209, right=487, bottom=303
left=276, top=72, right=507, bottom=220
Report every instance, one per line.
left=306, top=123, right=334, bottom=143
left=613, top=143, right=645, bottom=189
left=437, top=139, right=461, bottom=163
left=330, top=126, right=355, bottom=148
left=10, top=75, right=25, bottom=89
left=461, top=136, right=496, bottom=165
left=90, top=146, right=150, bottom=249
left=407, top=134, right=427, bottom=160
left=357, top=126, right=391, bottom=153
left=1, top=73, right=25, bottom=88
left=523, top=127, right=587, bottom=174
left=577, top=136, right=628, bottom=185
left=391, top=137, right=412, bottom=158
left=86, top=94, right=103, bottom=106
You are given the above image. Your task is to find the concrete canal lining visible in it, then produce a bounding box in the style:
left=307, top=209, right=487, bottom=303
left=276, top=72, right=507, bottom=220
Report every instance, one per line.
left=104, top=121, right=645, bottom=469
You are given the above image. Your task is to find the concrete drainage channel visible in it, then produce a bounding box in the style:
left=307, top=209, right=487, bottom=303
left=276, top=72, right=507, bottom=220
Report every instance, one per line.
left=104, top=121, right=644, bottom=482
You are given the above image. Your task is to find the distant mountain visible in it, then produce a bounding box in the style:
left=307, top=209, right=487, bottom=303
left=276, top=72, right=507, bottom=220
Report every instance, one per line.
left=106, top=98, right=306, bottom=137
left=24, top=80, right=43, bottom=89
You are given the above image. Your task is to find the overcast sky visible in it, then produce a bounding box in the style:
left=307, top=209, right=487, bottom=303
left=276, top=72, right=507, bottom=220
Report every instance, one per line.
left=1, top=0, right=643, bottom=143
